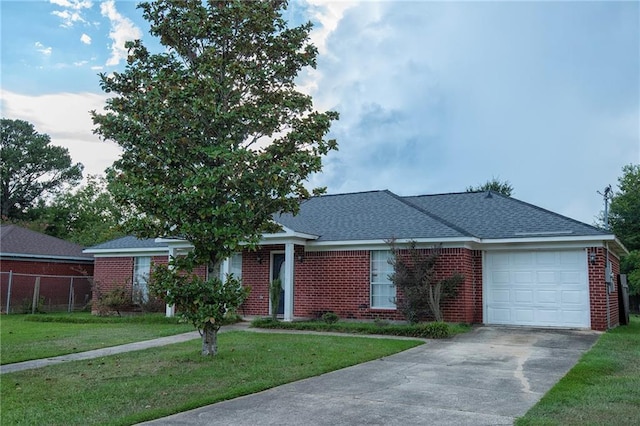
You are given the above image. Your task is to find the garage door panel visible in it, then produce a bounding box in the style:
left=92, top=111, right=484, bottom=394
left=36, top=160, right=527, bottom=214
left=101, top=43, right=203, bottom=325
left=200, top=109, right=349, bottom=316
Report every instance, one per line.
left=514, top=289, right=533, bottom=303
left=514, top=271, right=534, bottom=283
left=485, top=250, right=590, bottom=328
left=537, top=290, right=558, bottom=303
left=560, top=251, right=582, bottom=265
left=536, top=309, right=560, bottom=324
left=488, top=307, right=511, bottom=322
left=491, top=271, right=510, bottom=283
left=537, top=271, right=556, bottom=283
left=514, top=309, right=534, bottom=322
left=560, top=271, right=581, bottom=283
left=561, top=290, right=583, bottom=304
left=536, top=252, right=556, bottom=265
left=491, top=289, right=511, bottom=302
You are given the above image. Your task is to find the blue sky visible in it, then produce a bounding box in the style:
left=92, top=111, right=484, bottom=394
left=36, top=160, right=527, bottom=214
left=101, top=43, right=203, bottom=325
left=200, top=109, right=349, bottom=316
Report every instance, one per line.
left=1, top=0, right=638, bottom=225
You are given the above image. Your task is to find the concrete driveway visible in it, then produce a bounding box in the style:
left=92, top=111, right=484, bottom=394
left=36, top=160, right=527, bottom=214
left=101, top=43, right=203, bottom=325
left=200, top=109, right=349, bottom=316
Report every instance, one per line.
left=141, top=326, right=599, bottom=426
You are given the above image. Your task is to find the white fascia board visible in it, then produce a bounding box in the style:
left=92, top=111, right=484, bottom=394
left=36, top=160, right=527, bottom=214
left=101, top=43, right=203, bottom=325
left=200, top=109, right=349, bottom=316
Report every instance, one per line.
left=304, top=237, right=476, bottom=252
left=83, top=247, right=170, bottom=257
left=260, top=226, right=319, bottom=245
left=154, top=238, right=194, bottom=249
left=475, top=234, right=627, bottom=254
left=1, top=253, right=94, bottom=263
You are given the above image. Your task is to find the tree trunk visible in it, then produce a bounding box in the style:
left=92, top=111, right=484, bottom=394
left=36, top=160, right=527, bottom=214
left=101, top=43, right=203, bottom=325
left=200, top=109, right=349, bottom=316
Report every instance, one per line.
left=201, top=322, right=219, bottom=356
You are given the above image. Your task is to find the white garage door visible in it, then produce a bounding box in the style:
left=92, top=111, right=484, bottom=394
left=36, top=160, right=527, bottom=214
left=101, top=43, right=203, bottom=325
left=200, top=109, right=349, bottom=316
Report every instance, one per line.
left=485, top=250, right=590, bottom=328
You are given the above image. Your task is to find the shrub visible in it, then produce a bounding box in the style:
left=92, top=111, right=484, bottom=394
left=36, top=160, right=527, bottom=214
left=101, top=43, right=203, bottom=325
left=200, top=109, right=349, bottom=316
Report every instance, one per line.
left=414, top=321, right=451, bottom=339
left=321, top=311, right=339, bottom=324
left=96, top=286, right=131, bottom=316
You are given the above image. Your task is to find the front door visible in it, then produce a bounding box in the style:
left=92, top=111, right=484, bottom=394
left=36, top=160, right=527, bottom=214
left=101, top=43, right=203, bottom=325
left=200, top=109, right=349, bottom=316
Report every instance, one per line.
left=271, top=253, right=286, bottom=315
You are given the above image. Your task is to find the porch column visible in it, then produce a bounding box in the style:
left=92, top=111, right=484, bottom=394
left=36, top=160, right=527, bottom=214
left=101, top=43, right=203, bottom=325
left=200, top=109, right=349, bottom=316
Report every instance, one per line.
left=165, top=246, right=176, bottom=318
left=283, top=242, right=295, bottom=322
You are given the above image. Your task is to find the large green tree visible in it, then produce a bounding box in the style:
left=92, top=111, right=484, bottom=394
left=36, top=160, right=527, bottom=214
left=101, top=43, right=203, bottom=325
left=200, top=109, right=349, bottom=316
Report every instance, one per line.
left=609, top=164, right=639, bottom=251
left=41, top=175, right=124, bottom=247
left=92, top=0, right=338, bottom=355
left=609, top=164, right=640, bottom=298
left=466, top=177, right=513, bottom=196
left=1, top=118, right=83, bottom=219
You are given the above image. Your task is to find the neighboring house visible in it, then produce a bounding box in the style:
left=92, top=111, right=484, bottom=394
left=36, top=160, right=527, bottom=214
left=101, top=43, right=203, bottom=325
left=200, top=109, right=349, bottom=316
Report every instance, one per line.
left=85, top=190, right=627, bottom=331
left=0, top=224, right=94, bottom=312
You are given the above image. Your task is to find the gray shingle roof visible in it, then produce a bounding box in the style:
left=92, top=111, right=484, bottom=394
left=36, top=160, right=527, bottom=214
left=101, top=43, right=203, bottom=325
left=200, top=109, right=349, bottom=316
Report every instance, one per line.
left=403, top=191, right=606, bottom=239
left=0, top=224, right=93, bottom=260
left=274, top=190, right=469, bottom=241
left=87, top=190, right=609, bottom=251
left=86, top=236, right=167, bottom=251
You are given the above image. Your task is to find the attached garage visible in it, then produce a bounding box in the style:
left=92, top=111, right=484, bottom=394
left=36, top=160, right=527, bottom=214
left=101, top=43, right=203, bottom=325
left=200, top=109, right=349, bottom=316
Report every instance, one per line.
left=485, top=250, right=590, bottom=328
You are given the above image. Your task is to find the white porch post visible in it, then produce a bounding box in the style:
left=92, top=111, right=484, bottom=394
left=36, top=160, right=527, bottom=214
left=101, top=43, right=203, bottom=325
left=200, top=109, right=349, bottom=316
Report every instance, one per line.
left=165, top=246, right=176, bottom=318
left=283, top=242, right=295, bottom=322
left=220, top=258, right=230, bottom=282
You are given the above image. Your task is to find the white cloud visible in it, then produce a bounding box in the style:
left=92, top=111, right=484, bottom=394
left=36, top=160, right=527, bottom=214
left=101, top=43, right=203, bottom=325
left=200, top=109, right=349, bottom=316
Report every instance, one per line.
left=50, top=1, right=93, bottom=28
left=52, top=10, right=85, bottom=27
left=100, top=0, right=142, bottom=67
left=305, top=0, right=357, bottom=55
left=305, top=1, right=638, bottom=224
left=35, top=41, right=52, bottom=56
left=0, top=90, right=121, bottom=178
left=80, top=33, right=92, bottom=45
left=50, top=0, right=93, bottom=9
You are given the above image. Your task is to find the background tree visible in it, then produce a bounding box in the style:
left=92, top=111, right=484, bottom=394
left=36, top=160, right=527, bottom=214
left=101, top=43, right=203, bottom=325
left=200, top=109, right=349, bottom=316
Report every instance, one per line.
left=41, top=175, right=124, bottom=247
left=466, top=177, right=513, bottom=196
left=609, top=164, right=639, bottom=251
left=1, top=118, right=83, bottom=219
left=92, top=0, right=338, bottom=355
left=609, top=164, right=640, bottom=302
left=389, top=241, right=464, bottom=323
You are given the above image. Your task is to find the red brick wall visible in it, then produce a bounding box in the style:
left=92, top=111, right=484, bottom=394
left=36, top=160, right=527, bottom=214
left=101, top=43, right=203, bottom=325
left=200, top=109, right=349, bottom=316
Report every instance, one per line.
left=1, top=259, right=94, bottom=313
left=1, top=259, right=93, bottom=276
left=240, top=245, right=480, bottom=323
left=92, top=255, right=168, bottom=312
left=588, top=247, right=620, bottom=331
left=240, top=246, right=281, bottom=316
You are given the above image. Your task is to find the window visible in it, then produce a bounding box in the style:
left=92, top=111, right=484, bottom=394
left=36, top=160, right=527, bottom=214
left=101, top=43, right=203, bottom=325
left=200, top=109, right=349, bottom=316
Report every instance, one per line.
left=370, top=250, right=396, bottom=309
left=133, top=256, right=151, bottom=303
left=219, top=253, right=242, bottom=281
left=229, top=253, right=242, bottom=279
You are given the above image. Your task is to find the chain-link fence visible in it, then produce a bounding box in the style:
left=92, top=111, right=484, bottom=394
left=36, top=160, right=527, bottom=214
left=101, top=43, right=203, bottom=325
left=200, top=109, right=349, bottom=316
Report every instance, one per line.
left=0, top=271, right=92, bottom=314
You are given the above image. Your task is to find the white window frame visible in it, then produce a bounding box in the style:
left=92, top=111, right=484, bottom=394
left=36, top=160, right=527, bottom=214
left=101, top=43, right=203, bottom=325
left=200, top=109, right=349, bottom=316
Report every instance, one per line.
left=133, top=256, right=151, bottom=303
left=370, top=250, right=396, bottom=309
left=219, top=252, right=243, bottom=282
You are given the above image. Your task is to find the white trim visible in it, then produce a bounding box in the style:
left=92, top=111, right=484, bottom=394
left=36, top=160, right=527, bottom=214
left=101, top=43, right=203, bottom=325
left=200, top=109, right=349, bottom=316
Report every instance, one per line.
left=84, top=249, right=170, bottom=257
left=84, top=233, right=627, bottom=259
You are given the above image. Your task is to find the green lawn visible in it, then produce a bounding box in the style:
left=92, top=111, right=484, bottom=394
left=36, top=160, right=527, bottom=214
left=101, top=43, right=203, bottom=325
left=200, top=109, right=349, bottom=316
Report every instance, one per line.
left=1, top=313, right=194, bottom=364
left=516, top=314, right=640, bottom=425
left=1, top=332, right=422, bottom=426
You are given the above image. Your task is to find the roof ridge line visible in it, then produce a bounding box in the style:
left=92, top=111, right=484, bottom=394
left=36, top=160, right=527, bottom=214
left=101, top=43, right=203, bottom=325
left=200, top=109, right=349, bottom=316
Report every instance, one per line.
left=384, top=190, right=476, bottom=238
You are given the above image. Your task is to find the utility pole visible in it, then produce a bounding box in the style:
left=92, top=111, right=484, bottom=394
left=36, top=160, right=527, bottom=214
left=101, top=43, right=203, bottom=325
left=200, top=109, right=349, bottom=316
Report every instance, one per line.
left=597, top=185, right=614, bottom=328
left=598, top=185, right=613, bottom=230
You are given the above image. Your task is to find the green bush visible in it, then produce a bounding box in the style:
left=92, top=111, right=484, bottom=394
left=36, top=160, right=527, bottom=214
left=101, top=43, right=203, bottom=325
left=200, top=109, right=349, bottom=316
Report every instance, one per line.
left=250, top=318, right=465, bottom=339
left=321, top=311, right=339, bottom=324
